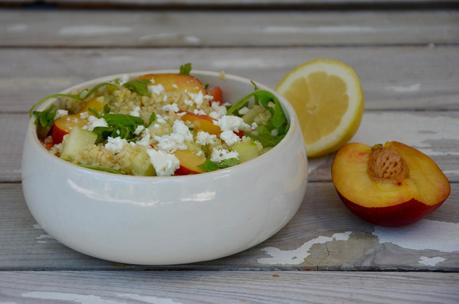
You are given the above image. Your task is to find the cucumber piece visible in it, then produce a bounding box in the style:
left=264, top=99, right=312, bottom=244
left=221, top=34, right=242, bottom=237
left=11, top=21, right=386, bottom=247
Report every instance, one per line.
left=130, top=148, right=155, bottom=176
left=232, top=141, right=260, bottom=163
left=61, top=128, right=97, bottom=161
left=242, top=105, right=268, bottom=124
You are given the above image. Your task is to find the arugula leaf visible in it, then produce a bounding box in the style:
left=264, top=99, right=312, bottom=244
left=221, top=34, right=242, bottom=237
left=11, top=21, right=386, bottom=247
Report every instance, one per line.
left=29, top=93, right=81, bottom=117
left=148, top=112, right=157, bottom=126
left=80, top=82, right=118, bottom=100
left=179, top=63, right=192, bottom=75
left=199, top=158, right=240, bottom=172
left=93, top=113, right=146, bottom=142
left=103, top=104, right=111, bottom=114
left=33, top=104, right=58, bottom=140
left=228, top=89, right=289, bottom=147
left=123, top=79, right=151, bottom=96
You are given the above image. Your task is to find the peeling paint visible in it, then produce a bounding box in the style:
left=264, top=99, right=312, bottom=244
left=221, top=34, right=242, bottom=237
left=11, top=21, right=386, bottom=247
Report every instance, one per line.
left=22, top=292, right=122, bottom=304
left=355, top=112, right=459, bottom=157
left=258, top=232, right=352, bottom=265
left=59, top=26, right=132, bottom=36
left=373, top=219, right=459, bottom=252
left=418, top=256, right=446, bottom=266
left=118, top=293, right=183, bottom=304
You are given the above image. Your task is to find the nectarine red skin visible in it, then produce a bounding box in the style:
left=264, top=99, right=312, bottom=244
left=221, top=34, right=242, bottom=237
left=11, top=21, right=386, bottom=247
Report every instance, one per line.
left=337, top=191, right=445, bottom=227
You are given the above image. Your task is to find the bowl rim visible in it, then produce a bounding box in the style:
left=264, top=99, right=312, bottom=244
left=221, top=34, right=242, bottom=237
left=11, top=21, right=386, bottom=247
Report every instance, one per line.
left=25, top=69, right=301, bottom=181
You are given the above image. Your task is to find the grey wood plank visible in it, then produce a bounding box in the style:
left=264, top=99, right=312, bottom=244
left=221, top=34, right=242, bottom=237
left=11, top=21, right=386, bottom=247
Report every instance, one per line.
left=2, top=111, right=458, bottom=182
left=1, top=46, right=458, bottom=113
left=2, top=10, right=458, bottom=47
left=1, top=271, right=459, bottom=304
left=1, top=182, right=458, bottom=270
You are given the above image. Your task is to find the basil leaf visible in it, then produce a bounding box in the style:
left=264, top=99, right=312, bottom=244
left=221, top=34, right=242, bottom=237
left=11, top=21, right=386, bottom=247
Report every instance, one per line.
left=92, top=126, right=114, bottom=143
left=179, top=63, right=192, bottom=75
left=123, top=79, right=151, bottom=96
left=199, top=158, right=240, bottom=172
left=95, top=113, right=146, bottom=142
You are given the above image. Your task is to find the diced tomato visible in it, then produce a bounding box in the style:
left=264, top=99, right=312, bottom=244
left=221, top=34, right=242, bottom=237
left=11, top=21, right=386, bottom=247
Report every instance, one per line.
left=235, top=130, right=245, bottom=138
left=207, top=86, right=224, bottom=105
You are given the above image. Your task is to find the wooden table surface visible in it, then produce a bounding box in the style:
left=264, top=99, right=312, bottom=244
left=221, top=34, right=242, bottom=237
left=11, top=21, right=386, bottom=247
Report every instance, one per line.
left=1, top=1, right=459, bottom=303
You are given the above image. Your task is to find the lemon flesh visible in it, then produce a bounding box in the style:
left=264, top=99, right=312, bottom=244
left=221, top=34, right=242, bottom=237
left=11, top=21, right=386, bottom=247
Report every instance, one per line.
left=277, top=59, right=364, bottom=158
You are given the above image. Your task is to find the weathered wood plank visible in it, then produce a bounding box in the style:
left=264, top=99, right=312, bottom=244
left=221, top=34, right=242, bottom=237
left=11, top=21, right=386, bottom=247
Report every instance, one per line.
left=2, top=111, right=458, bottom=182
left=1, top=271, right=459, bottom=304
left=1, top=182, right=458, bottom=270
left=2, top=10, right=458, bottom=47
left=1, top=47, right=458, bottom=113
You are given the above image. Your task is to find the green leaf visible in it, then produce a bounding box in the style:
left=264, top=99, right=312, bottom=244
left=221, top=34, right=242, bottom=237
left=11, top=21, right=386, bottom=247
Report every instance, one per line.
left=94, top=113, right=146, bottom=142
left=123, top=79, right=151, bottom=96
left=29, top=93, right=80, bottom=117
left=179, top=63, right=192, bottom=75
left=199, top=158, right=240, bottom=172
left=32, top=104, right=58, bottom=140
left=80, top=82, right=118, bottom=100
left=148, top=112, right=157, bottom=126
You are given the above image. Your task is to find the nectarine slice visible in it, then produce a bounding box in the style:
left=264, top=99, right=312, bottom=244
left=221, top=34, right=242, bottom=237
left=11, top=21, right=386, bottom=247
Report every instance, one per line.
left=138, top=74, right=206, bottom=95
left=52, top=114, right=87, bottom=144
left=181, top=112, right=221, bottom=135
left=174, top=149, right=206, bottom=175
left=332, top=141, right=450, bottom=226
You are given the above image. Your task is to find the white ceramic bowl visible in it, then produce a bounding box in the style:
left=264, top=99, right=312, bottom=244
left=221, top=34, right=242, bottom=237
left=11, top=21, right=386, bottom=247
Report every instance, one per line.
left=22, top=70, right=308, bottom=265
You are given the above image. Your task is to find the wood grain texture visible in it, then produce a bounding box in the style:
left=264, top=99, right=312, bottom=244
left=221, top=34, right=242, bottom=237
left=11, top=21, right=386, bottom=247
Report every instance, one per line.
left=2, top=111, right=458, bottom=182
left=1, top=182, right=458, bottom=270
left=1, top=46, right=458, bottom=113
left=1, top=271, right=459, bottom=304
left=2, top=10, right=458, bottom=47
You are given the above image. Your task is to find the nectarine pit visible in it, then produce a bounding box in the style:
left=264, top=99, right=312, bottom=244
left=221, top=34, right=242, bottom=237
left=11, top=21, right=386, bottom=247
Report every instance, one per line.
left=367, top=144, right=408, bottom=185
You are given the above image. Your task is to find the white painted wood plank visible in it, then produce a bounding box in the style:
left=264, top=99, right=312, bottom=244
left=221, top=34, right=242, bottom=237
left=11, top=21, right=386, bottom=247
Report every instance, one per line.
left=2, top=111, right=458, bottom=182
left=1, top=46, right=458, bottom=112
left=2, top=10, right=458, bottom=47
left=1, top=271, right=459, bottom=304
left=1, top=182, right=458, bottom=270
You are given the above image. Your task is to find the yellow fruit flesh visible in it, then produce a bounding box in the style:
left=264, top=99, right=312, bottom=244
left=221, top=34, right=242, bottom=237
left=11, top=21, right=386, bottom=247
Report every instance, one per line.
left=284, top=72, right=349, bottom=144
left=332, top=142, right=450, bottom=208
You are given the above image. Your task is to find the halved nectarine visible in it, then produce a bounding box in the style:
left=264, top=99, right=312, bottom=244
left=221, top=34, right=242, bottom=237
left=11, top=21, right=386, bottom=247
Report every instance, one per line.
left=52, top=114, right=87, bottom=144
left=138, top=74, right=206, bottom=95
left=174, top=149, right=206, bottom=175
left=332, top=141, right=450, bottom=226
left=181, top=112, right=221, bottom=135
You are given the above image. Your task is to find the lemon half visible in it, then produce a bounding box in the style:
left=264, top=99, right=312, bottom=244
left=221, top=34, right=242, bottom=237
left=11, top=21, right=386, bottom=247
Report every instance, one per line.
left=276, top=59, right=364, bottom=158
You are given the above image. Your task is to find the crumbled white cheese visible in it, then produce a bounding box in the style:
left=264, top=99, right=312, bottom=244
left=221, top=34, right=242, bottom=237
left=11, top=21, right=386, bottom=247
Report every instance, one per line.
left=105, top=136, right=127, bottom=154
left=55, top=109, right=68, bottom=119
left=129, top=106, right=141, bottom=117
left=196, top=131, right=217, bottom=145
left=211, top=148, right=239, bottom=162
left=220, top=130, right=241, bottom=146
left=215, top=115, right=250, bottom=132
left=163, top=95, right=168, bottom=102
left=156, top=114, right=166, bottom=124
left=84, top=116, right=108, bottom=131
left=204, top=95, right=214, bottom=102
left=189, top=91, right=204, bottom=107
left=119, top=74, right=130, bottom=85
left=135, top=129, right=151, bottom=147
left=162, top=103, right=180, bottom=113
left=193, top=109, right=207, bottom=116
left=146, top=149, right=180, bottom=176
left=153, top=120, right=192, bottom=152
left=238, top=107, right=249, bottom=115
left=184, top=99, right=193, bottom=106
left=134, top=125, right=145, bottom=135
left=210, top=102, right=227, bottom=119
left=80, top=112, right=89, bottom=119
left=251, top=122, right=258, bottom=130
left=149, top=84, right=165, bottom=95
